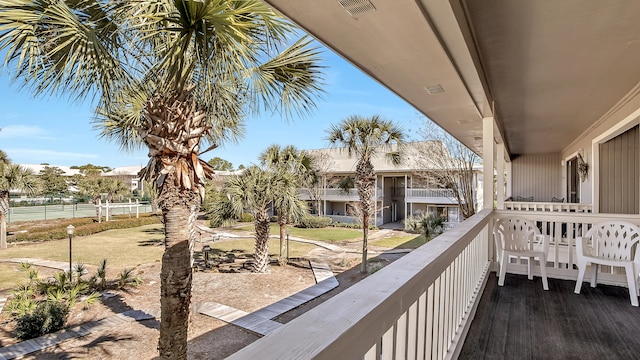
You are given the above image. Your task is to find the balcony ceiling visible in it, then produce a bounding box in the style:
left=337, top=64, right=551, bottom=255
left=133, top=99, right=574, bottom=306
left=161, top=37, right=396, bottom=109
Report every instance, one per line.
left=261, top=0, right=640, bottom=157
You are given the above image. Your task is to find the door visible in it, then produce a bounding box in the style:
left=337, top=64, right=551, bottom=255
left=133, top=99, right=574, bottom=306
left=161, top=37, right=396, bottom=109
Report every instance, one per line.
left=566, top=156, right=579, bottom=203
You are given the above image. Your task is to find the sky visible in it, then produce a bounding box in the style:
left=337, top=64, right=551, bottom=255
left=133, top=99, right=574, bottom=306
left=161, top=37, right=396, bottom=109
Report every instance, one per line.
left=0, top=42, right=425, bottom=170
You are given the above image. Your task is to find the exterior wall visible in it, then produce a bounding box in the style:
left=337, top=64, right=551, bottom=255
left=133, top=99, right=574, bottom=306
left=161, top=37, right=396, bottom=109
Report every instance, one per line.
left=599, top=125, right=639, bottom=214
left=511, top=153, right=562, bottom=202
left=563, top=85, right=640, bottom=206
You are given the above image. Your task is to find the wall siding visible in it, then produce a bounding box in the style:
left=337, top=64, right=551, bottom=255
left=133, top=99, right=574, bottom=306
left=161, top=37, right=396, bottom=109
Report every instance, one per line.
left=599, top=125, right=639, bottom=214
left=512, top=153, right=562, bottom=202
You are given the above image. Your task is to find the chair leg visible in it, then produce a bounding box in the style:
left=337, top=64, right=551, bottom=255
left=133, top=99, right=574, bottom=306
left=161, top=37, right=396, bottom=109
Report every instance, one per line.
left=527, top=257, right=533, bottom=280
left=590, top=263, right=598, bottom=288
left=625, top=264, right=639, bottom=307
left=575, top=260, right=586, bottom=294
left=498, top=252, right=508, bottom=286
left=539, top=257, right=549, bottom=290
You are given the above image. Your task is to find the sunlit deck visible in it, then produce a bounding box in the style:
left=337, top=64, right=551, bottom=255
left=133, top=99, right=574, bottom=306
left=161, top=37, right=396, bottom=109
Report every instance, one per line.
left=461, top=273, right=640, bottom=360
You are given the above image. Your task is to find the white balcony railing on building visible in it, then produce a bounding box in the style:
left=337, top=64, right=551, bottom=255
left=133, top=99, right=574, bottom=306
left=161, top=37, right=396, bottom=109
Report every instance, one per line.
left=298, top=188, right=383, bottom=201
left=407, top=188, right=455, bottom=198
left=229, top=209, right=493, bottom=360
left=504, top=201, right=593, bottom=213
left=406, top=188, right=458, bottom=205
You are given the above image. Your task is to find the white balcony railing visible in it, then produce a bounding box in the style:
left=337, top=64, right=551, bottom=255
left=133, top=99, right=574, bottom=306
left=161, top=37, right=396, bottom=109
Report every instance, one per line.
left=228, top=209, right=493, bottom=359
left=504, top=201, right=593, bottom=213
left=406, top=188, right=458, bottom=205
left=494, top=210, right=640, bottom=287
left=298, top=188, right=383, bottom=201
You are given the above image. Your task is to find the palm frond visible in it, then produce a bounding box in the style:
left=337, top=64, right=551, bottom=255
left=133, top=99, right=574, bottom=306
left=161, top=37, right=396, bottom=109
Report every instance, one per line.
left=251, top=37, right=325, bottom=119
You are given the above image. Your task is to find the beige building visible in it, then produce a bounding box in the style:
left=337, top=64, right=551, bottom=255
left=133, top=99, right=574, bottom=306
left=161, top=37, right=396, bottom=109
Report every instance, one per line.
left=301, top=142, right=481, bottom=226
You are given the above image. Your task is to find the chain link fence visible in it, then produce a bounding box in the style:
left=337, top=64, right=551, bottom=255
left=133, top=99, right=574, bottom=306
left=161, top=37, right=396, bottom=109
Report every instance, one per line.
left=7, top=203, right=154, bottom=223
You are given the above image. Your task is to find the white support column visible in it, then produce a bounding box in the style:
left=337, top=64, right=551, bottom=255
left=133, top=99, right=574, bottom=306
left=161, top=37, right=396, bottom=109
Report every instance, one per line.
left=483, top=117, right=495, bottom=210
left=496, top=143, right=505, bottom=210
left=506, top=161, right=513, bottom=199
left=374, top=176, right=379, bottom=225
left=404, top=174, right=408, bottom=219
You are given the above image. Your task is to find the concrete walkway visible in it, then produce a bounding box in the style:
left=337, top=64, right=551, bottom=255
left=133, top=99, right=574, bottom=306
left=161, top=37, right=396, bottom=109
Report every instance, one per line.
left=0, top=258, right=96, bottom=273
left=198, top=260, right=339, bottom=336
left=0, top=309, right=158, bottom=360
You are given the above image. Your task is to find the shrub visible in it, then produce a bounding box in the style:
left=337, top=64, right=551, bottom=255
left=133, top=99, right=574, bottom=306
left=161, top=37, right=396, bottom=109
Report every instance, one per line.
left=11, top=214, right=161, bottom=243
left=330, top=222, right=378, bottom=230
left=14, top=301, right=69, bottom=340
left=404, top=213, right=444, bottom=239
left=240, top=213, right=254, bottom=222
left=297, top=216, right=332, bottom=228
left=270, top=215, right=279, bottom=223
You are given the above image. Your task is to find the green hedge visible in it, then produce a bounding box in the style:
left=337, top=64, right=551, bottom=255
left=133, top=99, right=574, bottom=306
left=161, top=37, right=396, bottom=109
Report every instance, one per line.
left=330, top=222, right=378, bottom=230
left=297, top=216, right=333, bottom=228
left=240, top=213, right=254, bottom=222
left=12, top=214, right=162, bottom=243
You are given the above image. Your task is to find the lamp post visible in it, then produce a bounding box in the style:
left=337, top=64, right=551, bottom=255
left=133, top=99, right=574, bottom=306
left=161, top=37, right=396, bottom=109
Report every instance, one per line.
left=286, top=227, right=290, bottom=261
left=66, top=225, right=75, bottom=276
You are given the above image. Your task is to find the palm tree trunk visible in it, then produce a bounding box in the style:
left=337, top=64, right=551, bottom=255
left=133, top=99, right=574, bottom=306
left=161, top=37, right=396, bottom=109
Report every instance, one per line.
left=158, top=179, right=198, bottom=360
left=96, top=197, right=102, bottom=223
left=0, top=191, right=9, bottom=249
left=278, top=214, right=286, bottom=259
left=356, top=160, right=375, bottom=273
left=253, top=211, right=271, bottom=273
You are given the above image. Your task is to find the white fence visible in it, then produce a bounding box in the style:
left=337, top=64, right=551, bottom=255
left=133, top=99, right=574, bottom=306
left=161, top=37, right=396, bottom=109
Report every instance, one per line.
left=7, top=202, right=153, bottom=223
left=504, top=201, right=592, bottom=213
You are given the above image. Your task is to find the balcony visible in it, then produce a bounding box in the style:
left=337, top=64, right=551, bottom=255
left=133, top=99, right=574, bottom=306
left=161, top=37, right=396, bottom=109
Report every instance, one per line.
left=504, top=201, right=593, bottom=213
left=298, top=188, right=384, bottom=201
left=228, top=209, right=640, bottom=359
left=406, top=188, right=458, bottom=204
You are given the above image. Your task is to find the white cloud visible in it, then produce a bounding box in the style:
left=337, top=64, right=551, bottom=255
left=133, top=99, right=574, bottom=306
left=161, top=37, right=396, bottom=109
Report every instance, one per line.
left=6, top=148, right=98, bottom=161
left=0, top=125, right=56, bottom=140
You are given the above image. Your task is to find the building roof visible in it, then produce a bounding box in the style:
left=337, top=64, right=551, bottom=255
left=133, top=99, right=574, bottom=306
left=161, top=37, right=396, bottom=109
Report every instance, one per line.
left=305, top=141, right=478, bottom=174
left=104, top=166, right=143, bottom=177
left=20, top=164, right=82, bottom=176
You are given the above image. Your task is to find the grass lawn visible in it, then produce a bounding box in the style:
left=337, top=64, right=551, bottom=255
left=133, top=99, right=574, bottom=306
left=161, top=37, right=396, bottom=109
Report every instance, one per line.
left=371, top=234, right=427, bottom=249
left=205, top=238, right=316, bottom=259
left=0, top=224, right=165, bottom=269
left=234, top=224, right=362, bottom=242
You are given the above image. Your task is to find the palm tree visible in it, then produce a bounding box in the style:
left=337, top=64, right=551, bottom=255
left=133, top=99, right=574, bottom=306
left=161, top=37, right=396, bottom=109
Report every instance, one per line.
left=0, top=152, right=38, bottom=249
left=327, top=115, right=406, bottom=273
left=213, top=165, right=287, bottom=272
left=259, top=145, right=313, bottom=259
left=0, top=1, right=323, bottom=358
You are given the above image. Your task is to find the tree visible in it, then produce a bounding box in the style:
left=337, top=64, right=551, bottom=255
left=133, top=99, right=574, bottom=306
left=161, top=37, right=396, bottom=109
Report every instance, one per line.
left=327, top=115, right=405, bottom=273
left=73, top=164, right=111, bottom=176
left=303, top=151, right=334, bottom=215
left=259, top=145, right=311, bottom=259
left=0, top=151, right=38, bottom=248
left=415, top=120, right=480, bottom=219
left=211, top=166, right=287, bottom=272
left=0, top=1, right=323, bottom=357
left=207, top=157, right=234, bottom=171
left=38, top=166, right=68, bottom=201
left=77, top=176, right=129, bottom=222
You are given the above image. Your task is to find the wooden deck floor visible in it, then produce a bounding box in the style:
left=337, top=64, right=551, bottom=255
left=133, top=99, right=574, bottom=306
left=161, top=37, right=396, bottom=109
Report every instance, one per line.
left=460, top=273, right=640, bottom=360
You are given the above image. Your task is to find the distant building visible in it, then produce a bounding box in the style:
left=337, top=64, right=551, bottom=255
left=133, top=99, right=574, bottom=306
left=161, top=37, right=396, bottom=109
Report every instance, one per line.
left=299, top=141, right=482, bottom=227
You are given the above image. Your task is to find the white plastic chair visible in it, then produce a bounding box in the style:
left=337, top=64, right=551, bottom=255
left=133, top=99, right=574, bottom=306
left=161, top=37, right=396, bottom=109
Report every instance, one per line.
left=574, top=221, right=640, bottom=306
left=494, top=217, right=549, bottom=290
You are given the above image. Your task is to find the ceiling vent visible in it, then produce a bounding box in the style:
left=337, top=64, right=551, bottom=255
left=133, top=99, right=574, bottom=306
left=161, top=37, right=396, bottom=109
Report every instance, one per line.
left=425, top=84, right=445, bottom=94
left=338, top=0, right=376, bottom=17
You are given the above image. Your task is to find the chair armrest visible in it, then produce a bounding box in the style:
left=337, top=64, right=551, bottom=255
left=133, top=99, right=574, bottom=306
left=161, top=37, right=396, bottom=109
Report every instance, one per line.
left=576, top=236, right=592, bottom=257
left=535, top=234, right=549, bottom=255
